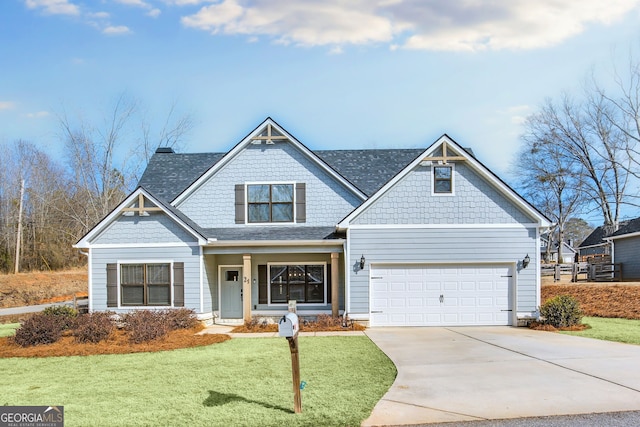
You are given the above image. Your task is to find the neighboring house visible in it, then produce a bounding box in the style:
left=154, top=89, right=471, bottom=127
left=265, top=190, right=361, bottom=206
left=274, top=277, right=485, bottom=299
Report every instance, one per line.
left=75, top=118, right=551, bottom=327
left=540, top=236, right=577, bottom=264
left=607, top=216, right=640, bottom=280
left=577, top=221, right=629, bottom=261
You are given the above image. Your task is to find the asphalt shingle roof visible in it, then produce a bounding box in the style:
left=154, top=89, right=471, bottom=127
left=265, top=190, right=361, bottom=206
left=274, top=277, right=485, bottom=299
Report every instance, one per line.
left=137, top=148, right=427, bottom=201
left=611, top=217, right=640, bottom=237
left=203, top=226, right=344, bottom=241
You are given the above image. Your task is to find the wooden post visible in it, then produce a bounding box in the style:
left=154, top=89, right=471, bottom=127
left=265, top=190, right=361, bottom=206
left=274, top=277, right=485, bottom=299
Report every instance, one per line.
left=287, top=336, right=302, bottom=414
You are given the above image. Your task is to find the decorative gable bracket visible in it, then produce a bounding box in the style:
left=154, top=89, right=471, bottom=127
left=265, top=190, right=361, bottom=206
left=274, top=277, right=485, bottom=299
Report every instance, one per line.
left=421, top=140, right=466, bottom=164
left=250, top=123, right=289, bottom=145
left=121, top=193, right=163, bottom=216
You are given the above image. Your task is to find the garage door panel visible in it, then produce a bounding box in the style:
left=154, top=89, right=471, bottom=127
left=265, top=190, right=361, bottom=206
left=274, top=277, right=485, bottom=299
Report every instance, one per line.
left=370, top=264, right=512, bottom=326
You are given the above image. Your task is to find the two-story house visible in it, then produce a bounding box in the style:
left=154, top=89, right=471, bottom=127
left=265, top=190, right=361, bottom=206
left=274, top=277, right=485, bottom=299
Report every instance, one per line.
left=75, top=118, right=551, bottom=327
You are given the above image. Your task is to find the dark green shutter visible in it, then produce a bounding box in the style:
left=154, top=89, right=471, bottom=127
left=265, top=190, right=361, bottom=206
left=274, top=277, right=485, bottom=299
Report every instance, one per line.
left=258, top=265, right=268, bottom=304
left=295, top=183, right=306, bottom=223
left=173, top=262, right=184, bottom=307
left=107, top=263, right=117, bottom=307
left=235, top=184, right=245, bottom=224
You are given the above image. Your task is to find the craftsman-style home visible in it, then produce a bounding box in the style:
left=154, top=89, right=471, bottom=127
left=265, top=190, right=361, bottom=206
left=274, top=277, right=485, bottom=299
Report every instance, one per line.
left=75, top=118, right=551, bottom=326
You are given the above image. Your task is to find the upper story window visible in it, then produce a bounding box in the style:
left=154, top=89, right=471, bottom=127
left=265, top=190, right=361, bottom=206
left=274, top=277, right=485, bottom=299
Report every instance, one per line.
left=247, top=184, right=294, bottom=223
left=433, top=165, right=454, bottom=194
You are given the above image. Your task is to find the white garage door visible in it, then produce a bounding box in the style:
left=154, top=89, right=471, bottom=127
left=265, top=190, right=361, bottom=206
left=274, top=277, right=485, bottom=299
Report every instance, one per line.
left=370, top=264, right=512, bottom=326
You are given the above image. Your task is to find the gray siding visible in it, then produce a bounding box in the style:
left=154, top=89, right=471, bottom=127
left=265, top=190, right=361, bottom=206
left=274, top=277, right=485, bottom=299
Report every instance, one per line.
left=614, top=237, right=640, bottom=279
left=93, top=212, right=196, bottom=245
left=177, top=143, right=362, bottom=228
left=352, top=163, right=535, bottom=225
left=348, top=227, right=538, bottom=314
left=90, top=246, right=201, bottom=313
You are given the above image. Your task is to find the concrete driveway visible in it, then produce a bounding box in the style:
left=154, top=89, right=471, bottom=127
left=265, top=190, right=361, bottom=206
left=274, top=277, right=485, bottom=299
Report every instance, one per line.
left=363, top=327, right=640, bottom=426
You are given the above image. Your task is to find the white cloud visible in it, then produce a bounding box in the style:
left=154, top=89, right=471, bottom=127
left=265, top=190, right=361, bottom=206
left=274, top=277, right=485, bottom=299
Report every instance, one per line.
left=0, top=101, right=15, bottom=110
left=147, top=8, right=161, bottom=18
left=180, top=0, right=640, bottom=52
left=501, top=105, right=532, bottom=125
left=103, top=25, right=132, bottom=35
left=24, top=0, right=80, bottom=16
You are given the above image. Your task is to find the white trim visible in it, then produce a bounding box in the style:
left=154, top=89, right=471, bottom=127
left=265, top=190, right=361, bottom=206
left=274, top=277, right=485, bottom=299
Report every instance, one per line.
left=431, top=163, right=455, bottom=196
left=75, top=187, right=207, bottom=248
left=116, top=260, right=175, bottom=309
left=607, top=231, right=640, bottom=240
left=87, top=249, right=93, bottom=312
left=244, top=181, right=296, bottom=225
left=218, top=264, right=244, bottom=319
left=199, top=246, right=204, bottom=314
left=345, top=223, right=538, bottom=230
left=172, top=118, right=367, bottom=205
left=337, top=135, right=551, bottom=229
left=266, top=261, right=328, bottom=307
left=86, top=242, right=200, bottom=249
left=343, top=235, right=350, bottom=316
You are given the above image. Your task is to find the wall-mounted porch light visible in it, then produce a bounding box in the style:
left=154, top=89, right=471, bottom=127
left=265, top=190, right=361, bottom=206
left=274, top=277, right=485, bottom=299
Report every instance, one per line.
left=522, top=254, right=530, bottom=269
left=359, top=255, right=366, bottom=270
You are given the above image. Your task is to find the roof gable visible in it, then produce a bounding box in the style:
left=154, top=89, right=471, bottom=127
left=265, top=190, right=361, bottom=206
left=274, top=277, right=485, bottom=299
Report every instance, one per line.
left=338, top=134, right=551, bottom=229
left=74, top=187, right=208, bottom=248
left=171, top=117, right=368, bottom=205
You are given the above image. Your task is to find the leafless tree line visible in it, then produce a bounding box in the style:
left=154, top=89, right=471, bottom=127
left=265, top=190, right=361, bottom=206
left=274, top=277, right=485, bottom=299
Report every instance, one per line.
left=514, top=54, right=640, bottom=252
left=0, top=94, right=194, bottom=273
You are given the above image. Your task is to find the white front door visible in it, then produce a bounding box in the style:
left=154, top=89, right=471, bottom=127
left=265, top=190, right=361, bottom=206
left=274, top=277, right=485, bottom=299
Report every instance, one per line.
left=220, top=267, right=243, bottom=319
left=370, top=264, right=512, bottom=327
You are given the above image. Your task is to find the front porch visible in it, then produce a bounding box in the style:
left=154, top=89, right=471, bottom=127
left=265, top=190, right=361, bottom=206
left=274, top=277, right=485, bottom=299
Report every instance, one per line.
left=203, top=243, right=345, bottom=325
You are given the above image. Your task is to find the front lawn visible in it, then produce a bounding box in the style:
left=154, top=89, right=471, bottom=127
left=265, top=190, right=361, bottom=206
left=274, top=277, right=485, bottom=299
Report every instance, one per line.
left=0, top=336, right=395, bottom=426
left=561, top=317, right=640, bottom=345
left=0, top=323, right=18, bottom=337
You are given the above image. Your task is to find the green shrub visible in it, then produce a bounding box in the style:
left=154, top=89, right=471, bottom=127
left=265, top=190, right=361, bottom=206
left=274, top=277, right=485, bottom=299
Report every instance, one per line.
left=42, top=305, right=78, bottom=330
left=540, top=295, right=583, bottom=328
left=73, top=312, right=115, bottom=344
left=11, top=313, right=64, bottom=347
left=121, top=310, right=169, bottom=343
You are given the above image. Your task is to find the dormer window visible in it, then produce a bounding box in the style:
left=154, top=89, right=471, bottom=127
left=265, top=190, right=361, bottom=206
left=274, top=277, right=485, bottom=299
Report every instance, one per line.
left=247, top=184, right=294, bottom=223
left=433, top=165, right=454, bottom=194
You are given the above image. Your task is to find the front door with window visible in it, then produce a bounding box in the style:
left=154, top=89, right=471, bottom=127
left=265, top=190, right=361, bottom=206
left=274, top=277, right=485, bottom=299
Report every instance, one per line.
left=221, top=267, right=243, bottom=319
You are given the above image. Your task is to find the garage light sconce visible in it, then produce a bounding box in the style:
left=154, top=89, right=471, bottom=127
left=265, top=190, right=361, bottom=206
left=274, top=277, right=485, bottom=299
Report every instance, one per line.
left=522, top=254, right=530, bottom=269
left=359, top=255, right=366, bottom=270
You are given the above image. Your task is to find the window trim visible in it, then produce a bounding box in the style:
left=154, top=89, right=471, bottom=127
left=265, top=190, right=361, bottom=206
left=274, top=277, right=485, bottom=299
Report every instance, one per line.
left=117, top=260, right=174, bottom=308
left=245, top=182, right=296, bottom=224
left=431, top=164, right=455, bottom=196
left=266, top=261, right=327, bottom=306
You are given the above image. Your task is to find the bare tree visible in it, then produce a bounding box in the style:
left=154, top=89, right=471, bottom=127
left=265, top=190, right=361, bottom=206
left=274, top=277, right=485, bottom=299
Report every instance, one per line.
left=522, top=91, right=633, bottom=229
left=138, top=99, right=195, bottom=164
left=514, top=133, right=587, bottom=261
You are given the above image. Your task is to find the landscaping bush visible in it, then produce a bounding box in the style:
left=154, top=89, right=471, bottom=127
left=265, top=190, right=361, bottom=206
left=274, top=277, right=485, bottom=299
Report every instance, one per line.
left=73, top=312, right=115, bottom=344
left=42, top=305, right=78, bottom=330
left=540, top=295, right=583, bottom=328
left=162, top=308, right=199, bottom=331
left=11, top=313, right=64, bottom=347
left=121, top=310, right=169, bottom=343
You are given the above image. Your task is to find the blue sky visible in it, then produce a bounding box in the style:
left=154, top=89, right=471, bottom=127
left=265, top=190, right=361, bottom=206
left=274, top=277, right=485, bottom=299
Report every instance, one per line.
left=1, top=0, right=640, bottom=183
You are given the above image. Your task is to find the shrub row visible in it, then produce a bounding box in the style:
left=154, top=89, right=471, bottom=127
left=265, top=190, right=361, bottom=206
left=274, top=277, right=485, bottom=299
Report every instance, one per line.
left=11, top=308, right=198, bottom=347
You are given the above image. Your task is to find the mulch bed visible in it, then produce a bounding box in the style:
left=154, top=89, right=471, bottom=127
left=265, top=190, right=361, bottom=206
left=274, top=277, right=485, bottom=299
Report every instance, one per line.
left=542, top=284, right=640, bottom=320
left=0, top=326, right=230, bottom=358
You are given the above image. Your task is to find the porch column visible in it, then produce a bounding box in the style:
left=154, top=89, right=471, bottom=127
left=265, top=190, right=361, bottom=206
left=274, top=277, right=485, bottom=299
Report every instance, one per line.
left=243, top=254, right=252, bottom=323
left=331, top=252, right=340, bottom=317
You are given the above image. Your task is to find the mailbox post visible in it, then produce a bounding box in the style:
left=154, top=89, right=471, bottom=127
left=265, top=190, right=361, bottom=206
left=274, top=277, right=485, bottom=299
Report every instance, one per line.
left=278, top=313, right=302, bottom=414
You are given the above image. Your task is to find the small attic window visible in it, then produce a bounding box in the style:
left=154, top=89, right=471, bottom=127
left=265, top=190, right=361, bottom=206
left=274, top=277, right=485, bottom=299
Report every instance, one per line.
left=433, top=165, right=454, bottom=195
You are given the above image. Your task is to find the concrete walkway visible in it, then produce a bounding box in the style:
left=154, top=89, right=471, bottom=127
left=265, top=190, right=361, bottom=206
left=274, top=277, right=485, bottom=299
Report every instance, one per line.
left=0, top=301, right=73, bottom=316
left=363, top=327, right=640, bottom=426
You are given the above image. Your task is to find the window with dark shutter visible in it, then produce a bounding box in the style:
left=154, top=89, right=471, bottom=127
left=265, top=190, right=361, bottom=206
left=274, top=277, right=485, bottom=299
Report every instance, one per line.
left=295, top=183, right=306, bottom=223
left=107, top=263, right=117, bottom=307
left=235, top=184, right=245, bottom=223
left=258, top=265, right=267, bottom=304
left=173, top=262, right=184, bottom=307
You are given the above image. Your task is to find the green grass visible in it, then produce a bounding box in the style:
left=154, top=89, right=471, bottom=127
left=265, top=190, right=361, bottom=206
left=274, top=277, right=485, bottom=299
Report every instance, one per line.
left=0, top=336, right=395, bottom=426
left=0, top=323, right=19, bottom=337
left=561, top=317, right=640, bottom=345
